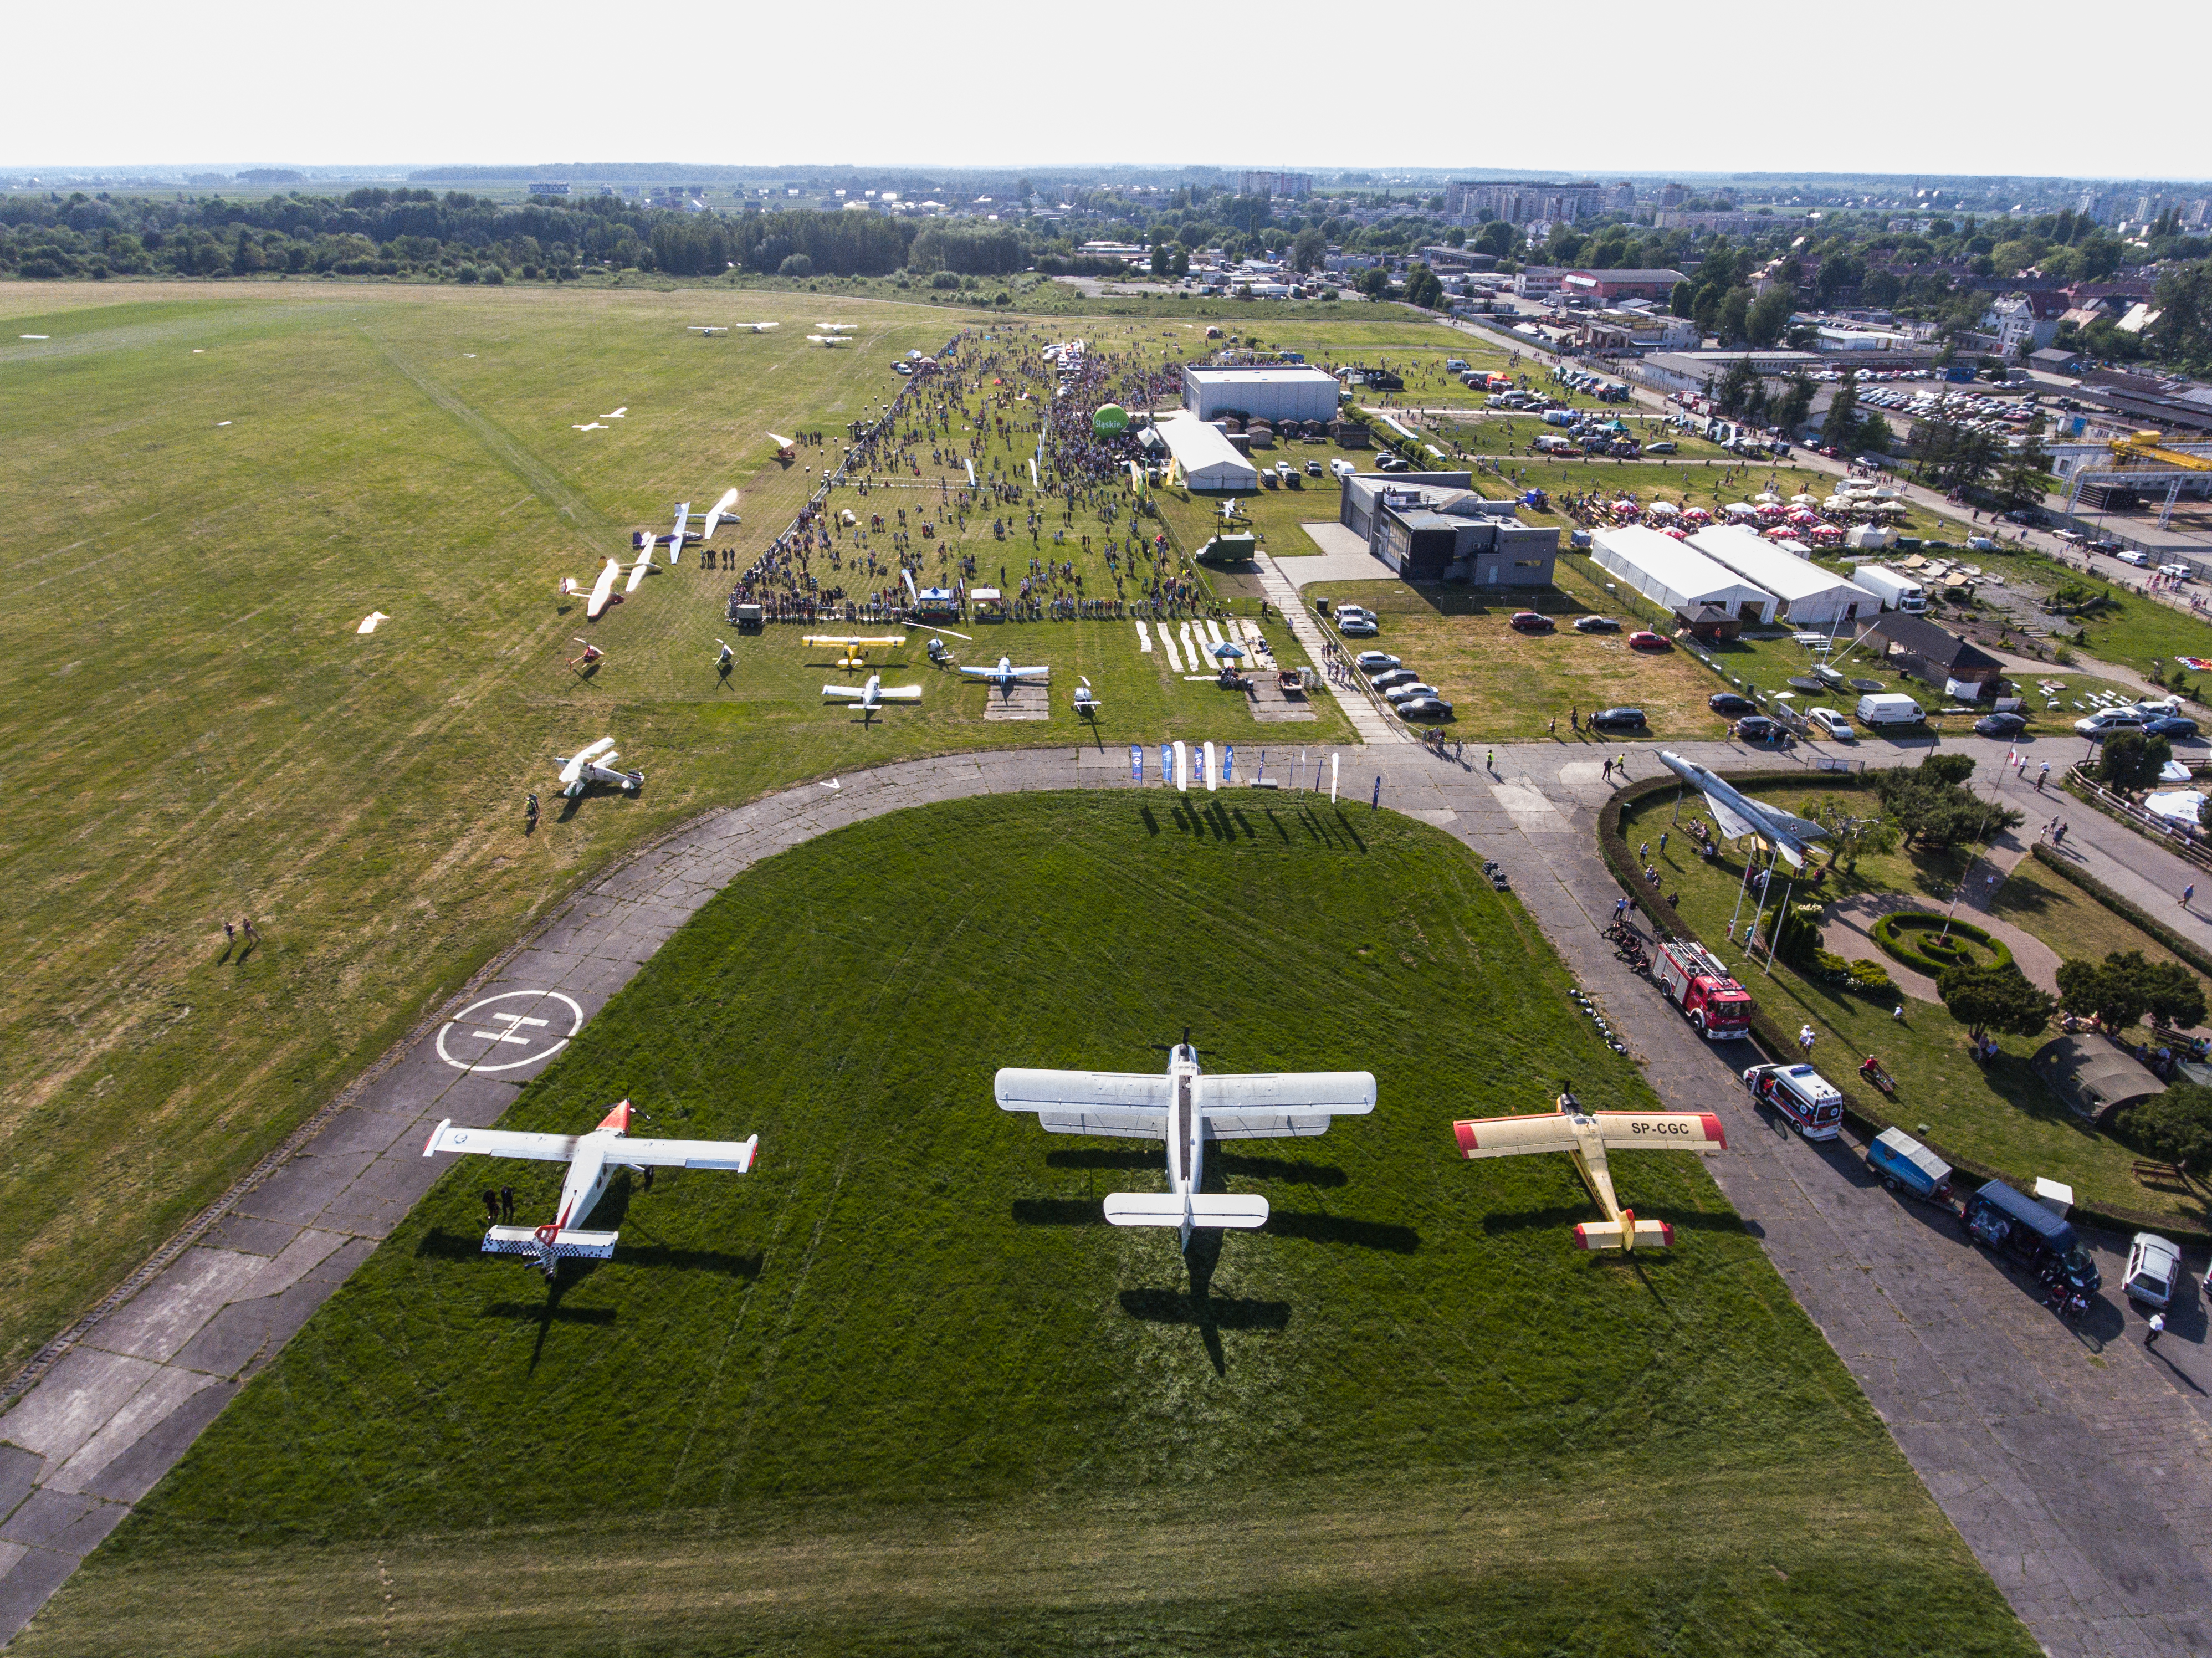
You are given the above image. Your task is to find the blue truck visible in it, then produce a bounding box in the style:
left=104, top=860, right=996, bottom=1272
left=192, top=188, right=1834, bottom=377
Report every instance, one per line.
left=1867, top=1127, right=1952, bottom=1205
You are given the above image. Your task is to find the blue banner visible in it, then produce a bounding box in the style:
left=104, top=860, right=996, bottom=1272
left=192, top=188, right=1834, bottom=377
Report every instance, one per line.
left=1194, top=747, right=1207, bottom=785
left=1223, top=745, right=1235, bottom=783
left=1371, top=775, right=1381, bottom=807
left=1130, top=744, right=1144, bottom=782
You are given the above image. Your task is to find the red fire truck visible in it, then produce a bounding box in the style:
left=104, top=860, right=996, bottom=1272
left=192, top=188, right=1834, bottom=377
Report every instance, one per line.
left=1651, top=939, right=1753, bottom=1040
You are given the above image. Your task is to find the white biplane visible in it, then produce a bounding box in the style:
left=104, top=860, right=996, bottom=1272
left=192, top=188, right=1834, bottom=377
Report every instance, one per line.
left=1451, top=1092, right=1727, bottom=1251
left=960, top=655, right=1049, bottom=690
left=423, top=1101, right=757, bottom=1278
left=553, top=736, right=643, bottom=797
left=822, top=674, right=921, bottom=723
left=996, top=1034, right=1375, bottom=1251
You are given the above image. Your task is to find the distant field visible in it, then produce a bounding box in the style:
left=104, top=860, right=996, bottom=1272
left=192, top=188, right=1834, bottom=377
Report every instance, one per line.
left=0, top=282, right=1350, bottom=1377
left=19, top=796, right=2034, bottom=1658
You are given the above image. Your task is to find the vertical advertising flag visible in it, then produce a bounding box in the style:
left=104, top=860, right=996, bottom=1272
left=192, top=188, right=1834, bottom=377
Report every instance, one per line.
left=1224, top=744, right=1236, bottom=784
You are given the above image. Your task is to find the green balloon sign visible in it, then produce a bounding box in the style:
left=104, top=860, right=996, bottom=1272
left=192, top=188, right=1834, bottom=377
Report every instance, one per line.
left=1092, top=403, right=1130, bottom=436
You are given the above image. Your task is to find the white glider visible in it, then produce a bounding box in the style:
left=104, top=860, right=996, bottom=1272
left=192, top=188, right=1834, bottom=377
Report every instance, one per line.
left=603, top=407, right=628, bottom=419
left=356, top=612, right=390, bottom=636
left=997, top=1033, right=1375, bottom=1251
left=572, top=422, right=608, bottom=432
left=806, top=335, right=850, bottom=347
left=665, top=502, right=690, bottom=567
left=423, top=1101, right=756, bottom=1279
left=702, top=486, right=740, bottom=540
left=554, top=735, right=644, bottom=797
left=624, top=544, right=657, bottom=594
left=586, top=558, right=623, bottom=618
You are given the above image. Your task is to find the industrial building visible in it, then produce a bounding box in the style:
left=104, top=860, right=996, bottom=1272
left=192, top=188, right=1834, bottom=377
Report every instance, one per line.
left=1181, top=365, right=1341, bottom=425
left=1147, top=413, right=1259, bottom=493
left=1589, top=525, right=1778, bottom=626
left=1686, top=526, right=1878, bottom=627
left=1339, top=474, right=1559, bottom=586
left=1561, top=268, right=1686, bottom=304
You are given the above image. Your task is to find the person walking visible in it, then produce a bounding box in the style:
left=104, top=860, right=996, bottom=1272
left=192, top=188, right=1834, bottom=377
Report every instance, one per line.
left=223, top=920, right=236, bottom=946
left=241, top=918, right=257, bottom=944
left=482, top=1190, right=500, bottom=1226
left=2185, top=884, right=2197, bottom=910
left=2147, top=1311, right=2166, bottom=1350
left=499, top=1185, right=516, bottom=1224
left=1799, top=1023, right=1816, bottom=1056
left=2036, top=761, right=2049, bottom=790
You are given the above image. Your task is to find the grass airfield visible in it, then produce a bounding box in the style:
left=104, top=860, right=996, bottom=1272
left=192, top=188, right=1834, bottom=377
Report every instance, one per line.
left=0, top=281, right=1343, bottom=1379
left=19, top=795, right=2032, bottom=1657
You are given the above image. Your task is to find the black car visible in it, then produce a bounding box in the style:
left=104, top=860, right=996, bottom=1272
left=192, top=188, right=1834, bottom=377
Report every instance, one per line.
left=1371, top=668, right=1420, bottom=692
left=1396, top=697, right=1453, bottom=721
left=1709, top=692, right=1756, bottom=717
left=1734, top=715, right=1786, bottom=744
left=2146, top=715, right=2200, bottom=740
left=1973, top=712, right=2029, bottom=738
left=1574, top=615, right=1622, bottom=633
left=1589, top=707, right=1647, bottom=731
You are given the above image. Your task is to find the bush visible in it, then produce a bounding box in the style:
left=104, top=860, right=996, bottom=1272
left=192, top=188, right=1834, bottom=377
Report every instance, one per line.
left=1871, top=913, right=2014, bottom=977
left=2117, top=1082, right=2212, bottom=1168
left=777, top=254, right=813, bottom=278
left=930, top=270, right=961, bottom=290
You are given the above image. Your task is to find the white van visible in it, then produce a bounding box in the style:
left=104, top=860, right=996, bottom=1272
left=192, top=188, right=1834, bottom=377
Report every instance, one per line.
left=1855, top=692, right=1924, bottom=729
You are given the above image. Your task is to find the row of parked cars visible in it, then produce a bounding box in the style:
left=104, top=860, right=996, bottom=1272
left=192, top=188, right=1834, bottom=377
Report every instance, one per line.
left=1350, top=648, right=1452, bottom=721
left=1509, top=611, right=1672, bottom=651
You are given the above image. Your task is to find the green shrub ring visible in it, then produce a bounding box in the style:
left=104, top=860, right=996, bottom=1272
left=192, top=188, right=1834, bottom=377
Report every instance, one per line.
left=1870, top=911, right=2014, bottom=978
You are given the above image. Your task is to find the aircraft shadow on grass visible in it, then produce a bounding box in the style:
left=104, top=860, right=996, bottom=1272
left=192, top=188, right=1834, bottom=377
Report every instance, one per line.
left=1122, top=1232, right=1291, bottom=1376
left=1043, top=1147, right=1348, bottom=1188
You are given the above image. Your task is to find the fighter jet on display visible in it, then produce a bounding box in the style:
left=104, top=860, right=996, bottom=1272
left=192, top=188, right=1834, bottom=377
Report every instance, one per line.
left=822, top=674, right=921, bottom=724
left=554, top=736, right=643, bottom=797
left=1655, top=749, right=1829, bottom=869
left=1451, top=1091, right=1727, bottom=1251
left=961, top=656, right=1049, bottom=690
left=423, top=1101, right=756, bottom=1280
left=996, top=1032, right=1375, bottom=1251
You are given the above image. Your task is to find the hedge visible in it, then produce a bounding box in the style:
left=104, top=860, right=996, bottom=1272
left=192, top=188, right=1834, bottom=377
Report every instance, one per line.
left=2030, top=843, right=2212, bottom=985
left=1603, top=772, right=2212, bottom=1245
left=1870, top=912, right=2014, bottom=978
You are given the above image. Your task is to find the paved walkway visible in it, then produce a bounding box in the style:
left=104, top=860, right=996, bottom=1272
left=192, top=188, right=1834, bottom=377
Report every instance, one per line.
left=8, top=732, right=2212, bottom=1654
left=1251, top=552, right=1406, bottom=745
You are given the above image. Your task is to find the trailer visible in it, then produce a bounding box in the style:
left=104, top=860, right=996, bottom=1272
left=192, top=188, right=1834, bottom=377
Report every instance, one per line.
left=1652, top=939, right=1753, bottom=1040
left=1856, top=566, right=1925, bottom=612
left=1867, top=1127, right=1952, bottom=1204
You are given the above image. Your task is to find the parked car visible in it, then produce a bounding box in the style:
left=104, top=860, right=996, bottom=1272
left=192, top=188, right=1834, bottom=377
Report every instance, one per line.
left=1973, top=712, right=2029, bottom=738
left=1645, top=441, right=1677, bottom=454
left=2075, top=708, right=2146, bottom=738
left=1709, top=692, right=1755, bottom=716
left=1338, top=617, right=1378, bottom=638
left=2146, top=715, right=2201, bottom=740
left=1589, top=707, right=1646, bottom=731
left=1574, top=615, right=1621, bottom=632
left=1509, top=611, right=1553, bottom=632
left=1305, top=459, right=1324, bottom=477
left=1353, top=651, right=1400, bottom=673
left=1395, top=697, right=1453, bottom=721
left=1743, top=1062, right=1844, bottom=1141
left=2123, top=1232, right=2182, bottom=1309
left=1371, top=668, right=1420, bottom=691
left=1384, top=682, right=1440, bottom=705
left=1628, top=631, right=1671, bottom=651
left=1334, top=605, right=1376, bottom=627
left=2118, top=549, right=2150, bottom=567
left=1734, top=714, right=1786, bottom=744
left=1808, top=707, right=1855, bottom=740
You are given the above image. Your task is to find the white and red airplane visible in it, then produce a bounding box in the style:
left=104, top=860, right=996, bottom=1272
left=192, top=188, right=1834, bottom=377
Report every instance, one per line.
left=996, top=1032, right=1374, bottom=1251
left=1451, top=1092, right=1726, bottom=1250
left=423, top=1100, right=757, bottom=1278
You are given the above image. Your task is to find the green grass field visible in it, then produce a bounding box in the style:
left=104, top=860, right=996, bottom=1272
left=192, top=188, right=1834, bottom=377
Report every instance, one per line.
left=0, top=282, right=1352, bottom=1379
left=18, top=795, right=2032, bottom=1657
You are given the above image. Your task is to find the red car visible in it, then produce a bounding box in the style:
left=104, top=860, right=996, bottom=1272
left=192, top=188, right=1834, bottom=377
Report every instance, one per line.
left=1629, top=630, right=1671, bottom=651
left=1509, top=611, right=1553, bottom=632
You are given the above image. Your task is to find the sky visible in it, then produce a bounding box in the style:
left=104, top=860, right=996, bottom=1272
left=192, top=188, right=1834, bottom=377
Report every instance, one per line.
left=6, top=0, right=2203, bottom=182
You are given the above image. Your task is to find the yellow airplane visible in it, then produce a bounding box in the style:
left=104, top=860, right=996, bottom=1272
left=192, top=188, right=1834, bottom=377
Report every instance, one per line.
left=1452, top=1092, right=1725, bottom=1251
left=804, top=632, right=904, bottom=669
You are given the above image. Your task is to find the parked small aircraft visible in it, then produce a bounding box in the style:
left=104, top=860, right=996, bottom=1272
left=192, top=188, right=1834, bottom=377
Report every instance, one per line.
left=997, top=1032, right=1375, bottom=1250
left=554, top=736, right=643, bottom=797
left=1073, top=678, right=1102, bottom=717
left=700, top=487, right=740, bottom=541
left=805, top=335, right=851, bottom=347
left=767, top=432, right=797, bottom=460
left=804, top=631, right=906, bottom=669
left=823, top=674, right=921, bottom=724
left=1451, top=1091, right=1726, bottom=1250
left=423, top=1100, right=756, bottom=1279
left=557, top=557, right=625, bottom=618
left=961, top=656, right=1049, bottom=689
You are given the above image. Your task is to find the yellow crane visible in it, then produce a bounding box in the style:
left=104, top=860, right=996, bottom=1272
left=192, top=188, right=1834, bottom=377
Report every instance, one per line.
left=2109, top=430, right=2212, bottom=471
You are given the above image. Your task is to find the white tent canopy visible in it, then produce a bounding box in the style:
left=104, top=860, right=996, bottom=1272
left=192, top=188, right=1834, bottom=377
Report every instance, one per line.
left=1155, top=413, right=1259, bottom=492
left=1687, top=525, right=1879, bottom=627
left=1589, top=524, right=1779, bottom=624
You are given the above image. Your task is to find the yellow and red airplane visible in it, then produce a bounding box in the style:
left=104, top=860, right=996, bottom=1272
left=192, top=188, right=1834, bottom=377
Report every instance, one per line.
left=1452, top=1092, right=1725, bottom=1250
